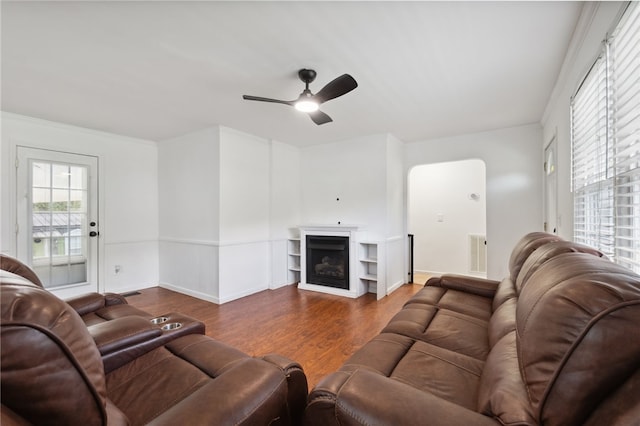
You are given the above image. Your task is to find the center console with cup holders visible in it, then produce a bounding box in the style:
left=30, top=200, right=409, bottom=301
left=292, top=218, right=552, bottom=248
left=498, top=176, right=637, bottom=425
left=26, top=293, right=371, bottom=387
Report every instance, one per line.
left=89, top=311, right=206, bottom=373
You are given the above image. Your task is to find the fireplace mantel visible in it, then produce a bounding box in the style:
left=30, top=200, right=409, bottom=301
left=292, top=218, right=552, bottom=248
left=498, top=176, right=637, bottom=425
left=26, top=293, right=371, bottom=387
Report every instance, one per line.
left=299, top=224, right=363, bottom=233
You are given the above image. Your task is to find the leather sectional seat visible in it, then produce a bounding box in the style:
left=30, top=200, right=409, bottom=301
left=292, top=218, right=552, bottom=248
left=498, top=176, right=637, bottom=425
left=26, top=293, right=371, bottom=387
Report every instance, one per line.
left=0, top=261, right=308, bottom=425
left=304, top=233, right=640, bottom=425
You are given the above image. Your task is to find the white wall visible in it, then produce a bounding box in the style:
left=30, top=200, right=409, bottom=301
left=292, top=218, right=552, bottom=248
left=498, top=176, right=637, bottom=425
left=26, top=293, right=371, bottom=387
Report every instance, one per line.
left=157, top=126, right=302, bottom=303
left=541, top=2, right=627, bottom=239
left=269, top=140, right=301, bottom=288
left=157, top=126, right=221, bottom=302
left=301, top=134, right=388, bottom=235
left=405, top=124, right=543, bottom=280
left=409, top=159, right=486, bottom=276
left=1, top=112, right=159, bottom=294
left=385, top=134, right=406, bottom=292
left=218, top=127, right=271, bottom=302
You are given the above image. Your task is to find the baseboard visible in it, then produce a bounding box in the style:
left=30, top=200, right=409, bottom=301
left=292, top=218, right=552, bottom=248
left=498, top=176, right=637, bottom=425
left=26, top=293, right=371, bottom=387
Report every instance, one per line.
left=218, top=284, right=269, bottom=304
left=387, top=280, right=406, bottom=295
left=159, top=281, right=286, bottom=305
left=159, top=282, right=221, bottom=304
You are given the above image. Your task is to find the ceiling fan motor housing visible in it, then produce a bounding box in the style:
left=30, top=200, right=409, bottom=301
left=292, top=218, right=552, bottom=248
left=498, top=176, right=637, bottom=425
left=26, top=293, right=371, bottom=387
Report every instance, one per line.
left=299, top=69, right=317, bottom=84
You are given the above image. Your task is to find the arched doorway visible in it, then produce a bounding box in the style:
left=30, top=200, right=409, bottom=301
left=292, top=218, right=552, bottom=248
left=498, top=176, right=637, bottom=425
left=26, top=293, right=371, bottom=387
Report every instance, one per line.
left=408, top=159, right=487, bottom=283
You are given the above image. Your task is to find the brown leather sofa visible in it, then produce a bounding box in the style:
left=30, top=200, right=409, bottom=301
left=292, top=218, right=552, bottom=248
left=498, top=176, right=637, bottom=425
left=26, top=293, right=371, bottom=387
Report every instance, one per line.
left=1, top=265, right=308, bottom=425
left=304, top=233, right=640, bottom=425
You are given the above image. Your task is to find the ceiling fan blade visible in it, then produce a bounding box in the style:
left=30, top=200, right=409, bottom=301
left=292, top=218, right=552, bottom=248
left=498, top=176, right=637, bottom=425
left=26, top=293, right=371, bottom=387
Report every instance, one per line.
left=308, top=110, right=333, bottom=125
left=242, top=95, right=293, bottom=106
left=314, top=74, right=358, bottom=104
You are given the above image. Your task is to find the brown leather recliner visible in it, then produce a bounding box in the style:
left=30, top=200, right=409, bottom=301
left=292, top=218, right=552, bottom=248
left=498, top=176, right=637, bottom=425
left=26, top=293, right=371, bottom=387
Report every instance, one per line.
left=0, top=254, right=207, bottom=373
left=0, top=254, right=155, bottom=326
left=1, top=270, right=308, bottom=425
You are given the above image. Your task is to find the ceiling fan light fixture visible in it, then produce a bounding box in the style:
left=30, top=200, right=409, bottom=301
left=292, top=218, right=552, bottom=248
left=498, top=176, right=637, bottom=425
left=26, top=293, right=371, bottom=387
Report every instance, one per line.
left=294, top=99, right=319, bottom=112
left=243, top=69, right=357, bottom=125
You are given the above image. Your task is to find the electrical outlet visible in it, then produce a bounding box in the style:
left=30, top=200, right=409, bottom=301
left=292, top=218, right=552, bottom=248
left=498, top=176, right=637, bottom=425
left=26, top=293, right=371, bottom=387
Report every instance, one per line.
left=114, top=265, right=121, bottom=274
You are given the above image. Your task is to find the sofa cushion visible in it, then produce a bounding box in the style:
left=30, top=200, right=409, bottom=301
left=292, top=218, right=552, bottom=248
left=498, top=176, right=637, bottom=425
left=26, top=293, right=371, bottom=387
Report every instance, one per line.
left=487, top=297, right=516, bottom=348
left=517, top=253, right=640, bottom=425
left=405, top=286, right=493, bottom=320
left=306, top=369, right=500, bottom=426
left=339, top=333, right=484, bottom=410
left=106, top=334, right=290, bottom=425
left=383, top=304, right=490, bottom=360
left=491, top=277, right=517, bottom=311
left=477, top=331, right=535, bottom=425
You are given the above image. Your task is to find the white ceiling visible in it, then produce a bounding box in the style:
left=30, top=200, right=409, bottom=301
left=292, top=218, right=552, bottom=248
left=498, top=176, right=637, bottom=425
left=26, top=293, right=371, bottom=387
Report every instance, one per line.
left=1, top=1, right=583, bottom=147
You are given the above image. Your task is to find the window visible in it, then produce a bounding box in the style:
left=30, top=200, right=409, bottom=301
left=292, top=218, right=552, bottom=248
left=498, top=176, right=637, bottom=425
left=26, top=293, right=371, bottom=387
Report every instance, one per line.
left=572, top=2, right=640, bottom=273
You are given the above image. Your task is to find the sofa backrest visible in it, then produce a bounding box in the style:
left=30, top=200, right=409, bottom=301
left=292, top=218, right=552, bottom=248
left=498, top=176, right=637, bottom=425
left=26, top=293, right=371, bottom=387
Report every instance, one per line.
left=0, top=254, right=43, bottom=287
left=491, top=232, right=564, bottom=312
left=507, top=232, right=563, bottom=283
left=1, top=270, right=110, bottom=425
left=516, top=253, right=640, bottom=425
left=515, top=240, right=607, bottom=293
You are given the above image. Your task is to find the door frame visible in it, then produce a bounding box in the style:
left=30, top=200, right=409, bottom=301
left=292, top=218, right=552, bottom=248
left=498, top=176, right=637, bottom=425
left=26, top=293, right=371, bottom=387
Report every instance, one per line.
left=407, top=159, right=487, bottom=280
left=543, top=132, right=558, bottom=234
left=15, top=146, right=101, bottom=297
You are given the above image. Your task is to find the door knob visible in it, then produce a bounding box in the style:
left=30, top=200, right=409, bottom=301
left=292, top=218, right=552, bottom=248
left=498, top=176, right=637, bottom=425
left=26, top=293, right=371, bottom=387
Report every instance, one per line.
left=89, top=231, right=99, bottom=237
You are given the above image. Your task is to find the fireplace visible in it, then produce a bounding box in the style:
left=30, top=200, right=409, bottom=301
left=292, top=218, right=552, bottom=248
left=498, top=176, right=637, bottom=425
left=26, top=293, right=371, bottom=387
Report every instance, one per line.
left=305, top=235, right=349, bottom=289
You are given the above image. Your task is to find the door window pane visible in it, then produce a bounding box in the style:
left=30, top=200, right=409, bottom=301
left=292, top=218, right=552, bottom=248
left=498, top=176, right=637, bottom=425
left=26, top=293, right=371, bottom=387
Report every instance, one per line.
left=52, top=164, right=70, bottom=189
left=30, top=160, right=89, bottom=288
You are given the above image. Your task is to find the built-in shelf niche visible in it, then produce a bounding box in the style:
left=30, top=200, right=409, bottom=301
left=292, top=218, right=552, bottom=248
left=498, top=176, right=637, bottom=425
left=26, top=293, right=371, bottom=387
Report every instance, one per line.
left=287, top=237, right=301, bottom=284
left=359, top=241, right=385, bottom=299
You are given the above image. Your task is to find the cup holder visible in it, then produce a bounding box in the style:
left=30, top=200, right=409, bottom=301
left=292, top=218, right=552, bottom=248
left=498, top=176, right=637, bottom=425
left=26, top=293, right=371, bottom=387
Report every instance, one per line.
left=161, top=322, right=182, bottom=331
left=150, top=317, right=169, bottom=325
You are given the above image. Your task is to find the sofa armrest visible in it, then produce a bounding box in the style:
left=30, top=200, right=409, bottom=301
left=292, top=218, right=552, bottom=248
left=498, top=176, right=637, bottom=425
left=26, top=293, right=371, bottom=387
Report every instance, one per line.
left=426, top=274, right=500, bottom=298
left=65, top=293, right=107, bottom=316
left=65, top=292, right=128, bottom=316
left=261, top=353, right=308, bottom=425
left=88, top=316, right=161, bottom=355
left=103, top=292, right=128, bottom=306
left=305, top=370, right=501, bottom=426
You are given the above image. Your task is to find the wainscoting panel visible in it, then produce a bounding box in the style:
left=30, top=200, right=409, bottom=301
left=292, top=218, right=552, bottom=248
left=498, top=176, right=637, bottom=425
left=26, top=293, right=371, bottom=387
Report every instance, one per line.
left=159, top=239, right=220, bottom=303
left=270, top=239, right=291, bottom=290
left=386, top=235, right=407, bottom=295
left=218, top=240, right=270, bottom=303
left=103, top=240, right=159, bottom=294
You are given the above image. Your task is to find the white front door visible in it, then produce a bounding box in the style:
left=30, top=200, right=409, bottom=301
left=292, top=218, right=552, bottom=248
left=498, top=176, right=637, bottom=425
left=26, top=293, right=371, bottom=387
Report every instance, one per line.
left=16, top=147, right=99, bottom=297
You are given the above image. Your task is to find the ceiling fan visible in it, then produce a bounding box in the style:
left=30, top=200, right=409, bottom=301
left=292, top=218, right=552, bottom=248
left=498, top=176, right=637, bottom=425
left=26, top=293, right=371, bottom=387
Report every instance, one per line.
left=242, top=69, right=358, bottom=125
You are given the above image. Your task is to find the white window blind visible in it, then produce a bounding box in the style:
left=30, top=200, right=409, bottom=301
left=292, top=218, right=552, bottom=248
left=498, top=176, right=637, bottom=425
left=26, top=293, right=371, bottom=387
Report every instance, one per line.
left=572, top=2, right=640, bottom=272
left=611, top=2, right=640, bottom=272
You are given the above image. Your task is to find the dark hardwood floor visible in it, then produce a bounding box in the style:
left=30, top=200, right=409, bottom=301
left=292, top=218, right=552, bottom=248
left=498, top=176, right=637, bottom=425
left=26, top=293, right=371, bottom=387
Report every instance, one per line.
left=126, top=283, right=423, bottom=388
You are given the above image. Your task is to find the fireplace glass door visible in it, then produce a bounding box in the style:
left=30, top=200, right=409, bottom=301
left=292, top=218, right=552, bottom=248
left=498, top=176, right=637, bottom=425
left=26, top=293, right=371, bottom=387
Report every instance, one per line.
left=306, top=235, right=349, bottom=289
